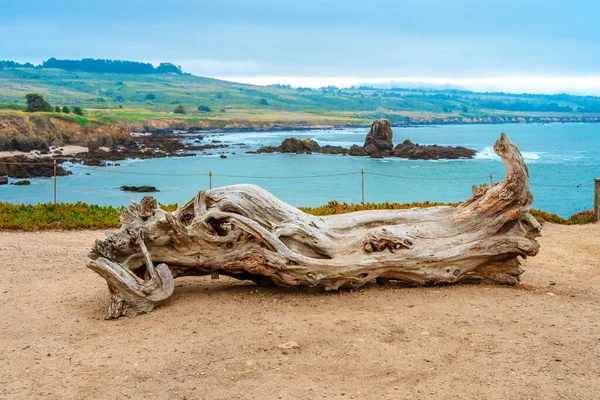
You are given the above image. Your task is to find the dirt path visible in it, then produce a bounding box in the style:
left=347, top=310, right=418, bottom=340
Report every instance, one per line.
left=1, top=223, right=599, bottom=399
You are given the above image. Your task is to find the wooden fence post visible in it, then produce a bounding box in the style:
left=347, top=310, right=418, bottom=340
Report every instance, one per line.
left=361, top=169, right=365, bottom=206
left=595, top=179, right=600, bottom=222
left=53, top=160, right=57, bottom=205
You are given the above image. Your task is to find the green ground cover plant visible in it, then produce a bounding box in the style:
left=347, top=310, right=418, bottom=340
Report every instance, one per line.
left=0, top=201, right=594, bottom=231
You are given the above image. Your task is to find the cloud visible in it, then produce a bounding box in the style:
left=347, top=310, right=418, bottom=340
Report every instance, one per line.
left=164, top=59, right=266, bottom=75
left=215, top=75, right=600, bottom=95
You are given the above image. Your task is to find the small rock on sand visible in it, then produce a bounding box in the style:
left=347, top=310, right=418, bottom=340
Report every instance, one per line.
left=278, top=341, right=300, bottom=349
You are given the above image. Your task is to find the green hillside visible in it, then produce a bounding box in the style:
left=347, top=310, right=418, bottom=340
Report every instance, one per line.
left=2, top=65, right=600, bottom=126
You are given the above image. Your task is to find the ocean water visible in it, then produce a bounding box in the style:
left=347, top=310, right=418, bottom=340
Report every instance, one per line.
left=1, top=123, right=599, bottom=217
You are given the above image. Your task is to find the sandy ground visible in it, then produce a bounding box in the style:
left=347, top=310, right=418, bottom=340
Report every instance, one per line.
left=1, top=223, right=599, bottom=400
left=0, top=145, right=88, bottom=158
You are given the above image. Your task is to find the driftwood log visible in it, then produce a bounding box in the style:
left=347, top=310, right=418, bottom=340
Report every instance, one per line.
left=88, top=133, right=540, bottom=319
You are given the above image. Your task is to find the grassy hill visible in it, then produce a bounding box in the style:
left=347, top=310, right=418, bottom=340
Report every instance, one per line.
left=2, top=67, right=600, bottom=127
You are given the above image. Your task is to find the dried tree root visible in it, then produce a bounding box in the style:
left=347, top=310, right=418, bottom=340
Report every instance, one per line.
left=88, top=133, right=540, bottom=319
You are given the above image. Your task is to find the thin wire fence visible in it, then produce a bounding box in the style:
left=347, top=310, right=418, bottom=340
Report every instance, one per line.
left=1, top=161, right=596, bottom=216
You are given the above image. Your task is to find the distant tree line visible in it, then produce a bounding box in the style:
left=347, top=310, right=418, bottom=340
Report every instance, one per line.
left=0, top=58, right=183, bottom=75
left=268, top=84, right=292, bottom=89
left=0, top=60, right=37, bottom=69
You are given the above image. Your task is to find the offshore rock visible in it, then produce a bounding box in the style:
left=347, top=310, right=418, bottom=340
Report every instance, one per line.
left=363, top=119, right=394, bottom=156
left=255, top=119, right=476, bottom=159
left=257, top=138, right=347, bottom=155
left=0, top=155, right=72, bottom=178
left=349, top=145, right=369, bottom=156
left=391, top=139, right=477, bottom=160
left=120, top=185, right=160, bottom=193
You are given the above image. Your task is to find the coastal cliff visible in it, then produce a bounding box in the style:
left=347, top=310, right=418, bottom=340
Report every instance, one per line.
left=0, top=112, right=131, bottom=152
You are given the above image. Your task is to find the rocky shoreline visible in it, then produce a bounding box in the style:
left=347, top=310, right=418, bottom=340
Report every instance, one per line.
left=0, top=132, right=223, bottom=179
left=0, top=118, right=479, bottom=181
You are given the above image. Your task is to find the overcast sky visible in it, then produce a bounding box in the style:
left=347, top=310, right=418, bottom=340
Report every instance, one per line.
left=3, top=0, right=600, bottom=93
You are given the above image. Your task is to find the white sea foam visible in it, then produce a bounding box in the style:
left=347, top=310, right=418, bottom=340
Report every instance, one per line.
left=521, top=152, right=541, bottom=160
left=475, top=146, right=541, bottom=161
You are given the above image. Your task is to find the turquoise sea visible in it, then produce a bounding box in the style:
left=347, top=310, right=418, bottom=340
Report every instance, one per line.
left=1, top=123, right=598, bottom=217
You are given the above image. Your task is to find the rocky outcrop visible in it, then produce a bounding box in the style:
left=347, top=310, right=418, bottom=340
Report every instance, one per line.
left=120, top=186, right=159, bottom=193
left=0, top=176, right=7, bottom=185
left=349, top=145, right=369, bottom=157
left=186, top=144, right=227, bottom=151
left=0, top=156, right=71, bottom=179
left=255, top=119, right=476, bottom=160
left=64, top=133, right=199, bottom=167
left=11, top=180, right=31, bottom=185
left=257, top=138, right=347, bottom=155
left=391, top=139, right=477, bottom=160
left=363, top=119, right=393, bottom=157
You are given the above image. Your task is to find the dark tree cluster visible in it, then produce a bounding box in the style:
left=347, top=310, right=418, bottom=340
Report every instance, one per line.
left=173, top=104, right=186, bottom=114
left=40, top=58, right=183, bottom=75
left=155, top=63, right=183, bottom=74
left=25, top=94, right=81, bottom=114
left=25, top=94, right=52, bottom=112
left=0, top=60, right=36, bottom=70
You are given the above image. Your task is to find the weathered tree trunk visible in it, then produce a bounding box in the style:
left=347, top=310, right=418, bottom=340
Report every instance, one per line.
left=88, top=133, right=540, bottom=319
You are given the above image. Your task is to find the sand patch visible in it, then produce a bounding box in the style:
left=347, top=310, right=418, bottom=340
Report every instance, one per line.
left=0, top=223, right=599, bottom=399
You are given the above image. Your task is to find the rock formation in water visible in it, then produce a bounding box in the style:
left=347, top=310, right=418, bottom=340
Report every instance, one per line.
left=0, top=155, right=71, bottom=179
left=256, top=138, right=348, bottom=155
left=362, top=119, right=394, bottom=157
left=255, top=119, right=476, bottom=159
left=11, top=180, right=31, bottom=185
left=391, top=139, right=477, bottom=160
left=120, top=186, right=160, bottom=193
left=348, top=145, right=369, bottom=157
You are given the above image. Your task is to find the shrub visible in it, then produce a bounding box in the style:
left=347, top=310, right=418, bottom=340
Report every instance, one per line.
left=300, top=200, right=459, bottom=216
left=25, top=93, right=53, bottom=112
left=569, top=210, right=596, bottom=224
left=54, top=106, right=61, bottom=112
left=72, top=106, right=84, bottom=115
left=0, top=202, right=179, bottom=230
left=62, top=106, right=70, bottom=113
left=530, top=209, right=596, bottom=225
left=197, top=105, right=212, bottom=112
left=174, top=104, right=186, bottom=114
left=144, top=93, right=156, bottom=101
left=530, top=209, right=568, bottom=224
left=258, top=98, right=269, bottom=106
